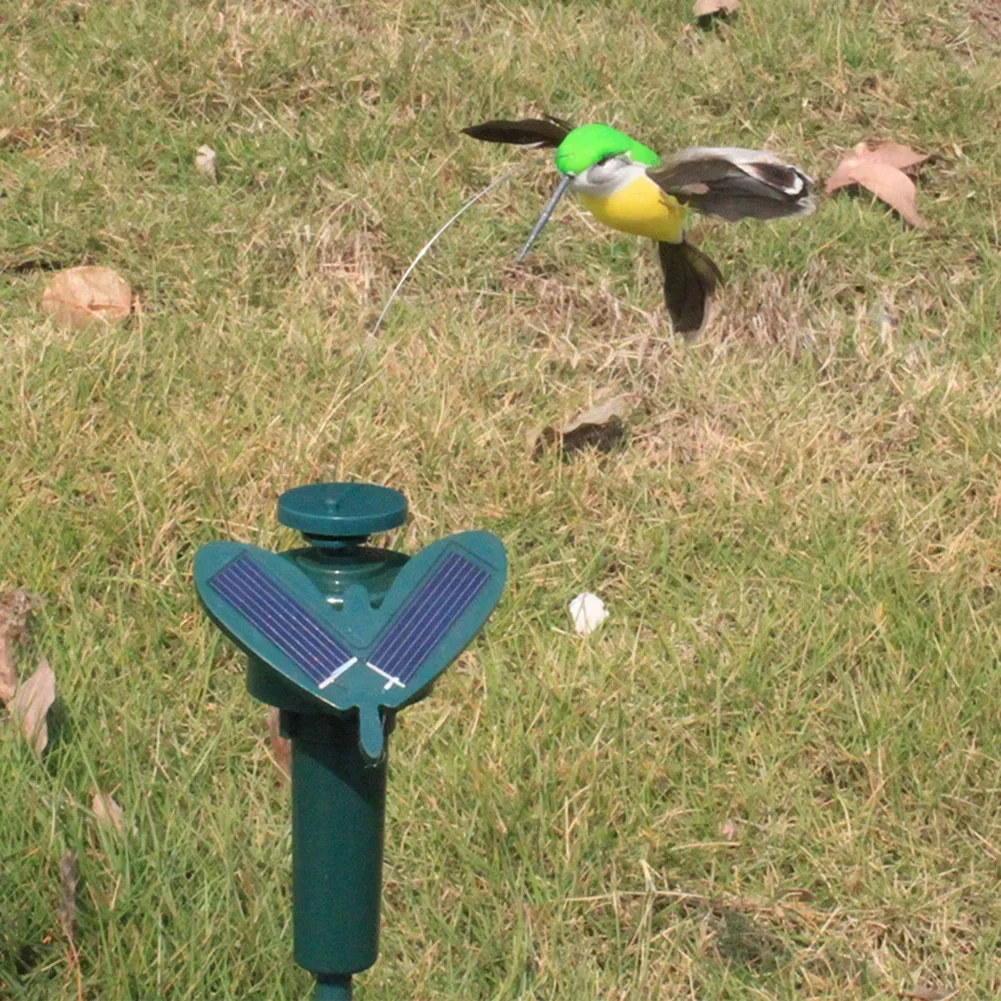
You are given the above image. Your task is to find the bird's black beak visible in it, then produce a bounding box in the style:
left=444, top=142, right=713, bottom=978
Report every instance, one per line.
left=517, top=173, right=573, bottom=262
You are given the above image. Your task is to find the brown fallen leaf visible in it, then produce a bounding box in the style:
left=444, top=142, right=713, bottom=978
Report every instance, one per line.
left=827, top=160, right=924, bottom=227
left=268, top=707, right=291, bottom=781
left=902, top=988, right=952, bottom=1001
left=860, top=140, right=929, bottom=172
left=58, top=850, right=78, bottom=941
left=972, top=6, right=1001, bottom=43
left=9, top=658, right=56, bottom=754
left=0, top=589, right=41, bottom=704
left=532, top=396, right=631, bottom=458
left=694, top=0, right=738, bottom=16
left=0, top=646, right=16, bottom=704
left=42, top=265, right=132, bottom=330
left=826, top=141, right=930, bottom=227
left=92, top=790, right=125, bottom=833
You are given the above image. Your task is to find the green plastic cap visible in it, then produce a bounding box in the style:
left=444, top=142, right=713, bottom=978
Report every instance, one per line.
left=278, top=483, right=407, bottom=544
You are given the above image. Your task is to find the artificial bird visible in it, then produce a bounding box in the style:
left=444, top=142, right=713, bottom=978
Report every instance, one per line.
left=462, top=117, right=814, bottom=337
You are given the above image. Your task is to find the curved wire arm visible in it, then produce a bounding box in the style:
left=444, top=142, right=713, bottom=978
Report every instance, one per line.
left=331, top=168, right=520, bottom=476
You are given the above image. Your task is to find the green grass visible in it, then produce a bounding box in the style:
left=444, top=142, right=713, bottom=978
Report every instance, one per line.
left=3, top=0, right=1001, bottom=998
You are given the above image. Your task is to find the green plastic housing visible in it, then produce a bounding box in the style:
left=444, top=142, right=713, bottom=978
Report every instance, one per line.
left=284, top=711, right=389, bottom=977
left=271, top=486, right=410, bottom=985
left=193, top=483, right=507, bottom=1001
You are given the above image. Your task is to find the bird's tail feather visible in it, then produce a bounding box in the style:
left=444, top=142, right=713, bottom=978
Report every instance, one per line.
left=658, top=240, right=723, bottom=338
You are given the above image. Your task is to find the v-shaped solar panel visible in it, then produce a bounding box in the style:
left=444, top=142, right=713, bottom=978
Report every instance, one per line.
left=195, top=531, right=506, bottom=760
left=209, top=554, right=355, bottom=688
left=364, top=551, right=490, bottom=688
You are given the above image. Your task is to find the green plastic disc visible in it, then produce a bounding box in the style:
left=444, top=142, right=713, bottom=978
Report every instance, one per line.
left=278, top=483, right=407, bottom=543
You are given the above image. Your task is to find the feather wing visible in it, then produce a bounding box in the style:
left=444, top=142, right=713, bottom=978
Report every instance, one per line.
left=649, top=147, right=814, bottom=221
left=461, top=117, right=572, bottom=149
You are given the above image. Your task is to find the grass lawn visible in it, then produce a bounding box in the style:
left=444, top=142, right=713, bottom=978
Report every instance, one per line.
left=2, top=0, right=1001, bottom=998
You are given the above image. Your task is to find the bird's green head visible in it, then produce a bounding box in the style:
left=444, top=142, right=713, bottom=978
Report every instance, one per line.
left=554, top=124, right=660, bottom=176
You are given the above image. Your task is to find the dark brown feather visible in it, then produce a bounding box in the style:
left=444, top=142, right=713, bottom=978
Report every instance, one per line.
left=657, top=240, right=723, bottom=337
left=461, top=118, right=572, bottom=149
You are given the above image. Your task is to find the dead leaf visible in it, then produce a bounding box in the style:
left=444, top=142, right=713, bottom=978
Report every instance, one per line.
left=972, top=5, right=1001, bottom=43
left=268, top=708, right=291, bottom=781
left=92, top=790, right=125, bottom=833
left=694, top=0, right=739, bottom=16
left=194, top=144, right=217, bottom=182
left=532, top=396, right=631, bottom=458
left=859, top=140, right=929, bottom=172
left=42, top=266, right=132, bottom=330
left=826, top=141, right=930, bottom=227
left=9, top=658, right=56, bottom=754
left=0, top=638, right=15, bottom=704
left=0, top=589, right=41, bottom=704
left=58, top=850, right=78, bottom=941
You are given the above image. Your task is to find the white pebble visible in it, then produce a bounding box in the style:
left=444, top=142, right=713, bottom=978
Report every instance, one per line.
left=569, top=592, right=608, bottom=635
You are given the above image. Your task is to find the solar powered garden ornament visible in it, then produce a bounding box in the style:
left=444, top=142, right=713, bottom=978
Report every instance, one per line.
left=194, top=482, right=506, bottom=1000
left=462, top=117, right=815, bottom=337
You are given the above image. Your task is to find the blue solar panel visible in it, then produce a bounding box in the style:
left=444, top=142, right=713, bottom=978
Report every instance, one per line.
left=365, top=551, right=489, bottom=689
left=209, top=555, right=356, bottom=688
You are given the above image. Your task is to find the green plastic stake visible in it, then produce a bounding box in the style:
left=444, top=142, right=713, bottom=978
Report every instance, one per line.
left=194, top=483, right=506, bottom=998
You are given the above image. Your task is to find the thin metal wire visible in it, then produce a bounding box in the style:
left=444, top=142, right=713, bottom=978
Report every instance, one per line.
left=331, top=169, right=519, bottom=479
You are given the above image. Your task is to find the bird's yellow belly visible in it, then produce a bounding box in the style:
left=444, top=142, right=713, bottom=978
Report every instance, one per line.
left=579, top=176, right=687, bottom=243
